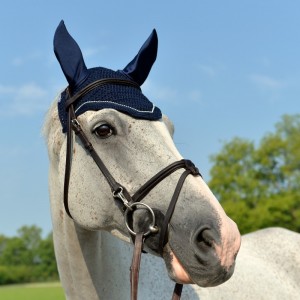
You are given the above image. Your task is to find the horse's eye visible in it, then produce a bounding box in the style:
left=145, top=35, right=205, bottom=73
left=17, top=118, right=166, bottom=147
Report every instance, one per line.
left=92, top=124, right=115, bottom=139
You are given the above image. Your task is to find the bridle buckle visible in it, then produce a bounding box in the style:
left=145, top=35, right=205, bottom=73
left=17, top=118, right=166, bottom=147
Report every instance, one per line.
left=113, top=187, right=132, bottom=210
left=71, top=118, right=81, bottom=133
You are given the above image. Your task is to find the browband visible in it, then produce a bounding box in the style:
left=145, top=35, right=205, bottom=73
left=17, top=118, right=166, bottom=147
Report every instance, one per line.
left=65, top=78, right=141, bottom=109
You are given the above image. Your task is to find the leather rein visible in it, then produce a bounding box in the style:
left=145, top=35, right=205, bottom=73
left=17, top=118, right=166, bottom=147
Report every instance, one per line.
left=63, top=78, right=201, bottom=300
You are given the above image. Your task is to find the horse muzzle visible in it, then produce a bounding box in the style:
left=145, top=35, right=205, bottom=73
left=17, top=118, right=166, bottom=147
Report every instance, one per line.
left=131, top=207, right=240, bottom=287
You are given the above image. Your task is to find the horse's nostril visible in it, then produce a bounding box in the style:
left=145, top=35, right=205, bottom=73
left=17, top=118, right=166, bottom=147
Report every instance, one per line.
left=194, top=227, right=218, bottom=249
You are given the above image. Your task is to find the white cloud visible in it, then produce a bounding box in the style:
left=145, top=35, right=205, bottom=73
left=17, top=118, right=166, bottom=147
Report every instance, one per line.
left=0, top=82, right=49, bottom=116
left=198, top=64, right=216, bottom=77
left=11, top=51, right=43, bottom=67
left=188, top=90, right=202, bottom=103
left=11, top=57, right=24, bottom=67
left=249, top=74, right=286, bottom=89
left=0, top=85, right=15, bottom=94
left=82, top=47, right=102, bottom=58
left=260, top=57, right=271, bottom=67
left=142, top=80, right=203, bottom=106
left=142, top=80, right=178, bottom=102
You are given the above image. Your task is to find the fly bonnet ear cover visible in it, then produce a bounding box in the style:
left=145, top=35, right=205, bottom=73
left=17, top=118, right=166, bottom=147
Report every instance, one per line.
left=54, top=20, right=162, bottom=132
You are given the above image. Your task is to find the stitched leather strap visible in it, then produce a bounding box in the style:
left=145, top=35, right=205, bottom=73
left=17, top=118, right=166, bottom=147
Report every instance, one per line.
left=158, top=169, right=195, bottom=253
left=132, top=160, right=199, bottom=203
left=63, top=105, right=75, bottom=218
left=65, top=78, right=140, bottom=108
left=64, top=104, right=133, bottom=218
left=70, top=108, right=121, bottom=192
left=130, top=234, right=183, bottom=300
left=172, top=283, right=183, bottom=300
left=130, top=233, right=144, bottom=300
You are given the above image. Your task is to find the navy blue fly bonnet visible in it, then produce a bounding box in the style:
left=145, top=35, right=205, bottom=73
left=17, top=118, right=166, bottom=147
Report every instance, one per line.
left=54, top=21, right=162, bottom=132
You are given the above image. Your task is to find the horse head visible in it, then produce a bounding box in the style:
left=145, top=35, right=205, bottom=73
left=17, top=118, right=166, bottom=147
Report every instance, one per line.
left=45, top=21, right=241, bottom=289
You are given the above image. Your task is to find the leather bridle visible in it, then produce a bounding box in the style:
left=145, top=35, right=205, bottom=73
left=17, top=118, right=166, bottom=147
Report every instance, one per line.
left=63, top=78, right=201, bottom=300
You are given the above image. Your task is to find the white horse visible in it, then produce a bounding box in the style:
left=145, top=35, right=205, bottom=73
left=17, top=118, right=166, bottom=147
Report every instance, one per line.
left=44, top=21, right=241, bottom=299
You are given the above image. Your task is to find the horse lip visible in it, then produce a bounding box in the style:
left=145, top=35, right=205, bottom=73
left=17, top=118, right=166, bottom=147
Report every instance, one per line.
left=161, top=243, right=195, bottom=284
left=165, top=227, right=237, bottom=287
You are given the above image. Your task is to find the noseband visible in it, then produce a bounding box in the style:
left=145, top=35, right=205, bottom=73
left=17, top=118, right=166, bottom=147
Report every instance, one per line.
left=63, top=78, right=201, bottom=300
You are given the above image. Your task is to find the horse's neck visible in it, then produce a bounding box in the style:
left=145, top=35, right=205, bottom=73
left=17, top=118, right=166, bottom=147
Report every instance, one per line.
left=52, top=212, right=126, bottom=299
left=54, top=219, right=166, bottom=300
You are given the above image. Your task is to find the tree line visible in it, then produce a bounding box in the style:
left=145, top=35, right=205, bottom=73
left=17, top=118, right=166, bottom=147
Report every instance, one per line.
left=0, top=225, right=58, bottom=285
left=209, top=114, right=300, bottom=234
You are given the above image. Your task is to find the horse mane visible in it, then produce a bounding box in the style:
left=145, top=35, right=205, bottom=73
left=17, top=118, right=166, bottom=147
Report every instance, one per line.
left=42, top=93, right=65, bottom=162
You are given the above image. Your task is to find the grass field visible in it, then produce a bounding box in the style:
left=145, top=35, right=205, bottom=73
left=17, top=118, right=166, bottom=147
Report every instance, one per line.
left=0, top=282, right=65, bottom=300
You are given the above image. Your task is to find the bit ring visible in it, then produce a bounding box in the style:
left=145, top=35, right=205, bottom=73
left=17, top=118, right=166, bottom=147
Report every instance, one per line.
left=124, top=202, right=158, bottom=237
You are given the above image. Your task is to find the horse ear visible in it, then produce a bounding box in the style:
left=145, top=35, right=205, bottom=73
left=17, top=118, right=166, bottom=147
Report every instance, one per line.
left=53, top=20, right=88, bottom=87
left=122, top=29, right=158, bottom=86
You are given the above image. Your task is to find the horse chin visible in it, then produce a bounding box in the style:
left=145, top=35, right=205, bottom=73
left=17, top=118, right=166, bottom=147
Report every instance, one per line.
left=163, top=245, right=194, bottom=284
left=163, top=243, right=235, bottom=287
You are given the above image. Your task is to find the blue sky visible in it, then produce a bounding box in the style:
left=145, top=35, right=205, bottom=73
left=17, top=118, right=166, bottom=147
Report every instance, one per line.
left=0, top=1, right=299, bottom=237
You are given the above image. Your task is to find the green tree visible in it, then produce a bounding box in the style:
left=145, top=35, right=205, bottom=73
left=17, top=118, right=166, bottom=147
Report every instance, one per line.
left=209, top=114, right=300, bottom=234
left=0, top=236, right=27, bottom=266
left=0, top=226, right=59, bottom=284
left=0, top=225, right=43, bottom=266
left=35, top=232, right=58, bottom=280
